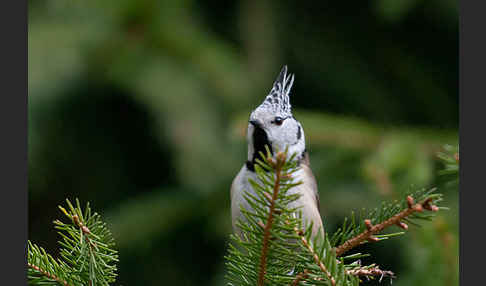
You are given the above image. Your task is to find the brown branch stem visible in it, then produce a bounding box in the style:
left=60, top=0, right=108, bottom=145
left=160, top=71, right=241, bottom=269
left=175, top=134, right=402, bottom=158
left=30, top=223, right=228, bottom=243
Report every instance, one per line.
left=257, top=152, right=286, bottom=286
left=334, top=195, right=438, bottom=257
left=72, top=214, right=91, bottom=235
left=291, top=270, right=309, bottom=286
left=28, top=263, right=71, bottom=286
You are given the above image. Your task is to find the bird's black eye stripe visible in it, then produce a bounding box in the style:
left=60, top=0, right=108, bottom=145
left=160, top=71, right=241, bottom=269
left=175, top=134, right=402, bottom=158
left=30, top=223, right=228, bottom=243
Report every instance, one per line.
left=272, top=116, right=285, bottom=125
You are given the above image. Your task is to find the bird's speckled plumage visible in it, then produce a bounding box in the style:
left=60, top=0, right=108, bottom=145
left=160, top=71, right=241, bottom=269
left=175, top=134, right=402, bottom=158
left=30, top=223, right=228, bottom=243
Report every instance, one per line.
left=231, top=65, right=324, bottom=239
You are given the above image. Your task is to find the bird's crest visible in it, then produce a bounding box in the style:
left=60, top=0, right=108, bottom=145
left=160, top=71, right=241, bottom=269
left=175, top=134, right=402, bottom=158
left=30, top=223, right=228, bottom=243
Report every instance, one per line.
left=258, top=65, right=294, bottom=117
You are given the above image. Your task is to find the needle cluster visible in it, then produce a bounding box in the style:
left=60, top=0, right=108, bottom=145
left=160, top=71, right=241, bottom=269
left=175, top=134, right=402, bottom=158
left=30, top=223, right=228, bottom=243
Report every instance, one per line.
left=28, top=199, right=118, bottom=286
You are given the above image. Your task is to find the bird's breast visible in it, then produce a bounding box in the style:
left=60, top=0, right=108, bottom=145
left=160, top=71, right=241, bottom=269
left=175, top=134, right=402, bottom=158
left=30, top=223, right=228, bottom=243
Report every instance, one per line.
left=231, top=165, right=322, bottom=237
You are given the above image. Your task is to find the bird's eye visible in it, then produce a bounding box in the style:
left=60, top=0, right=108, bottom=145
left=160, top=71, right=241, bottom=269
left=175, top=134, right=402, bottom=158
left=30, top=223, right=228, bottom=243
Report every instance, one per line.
left=273, top=117, right=284, bottom=126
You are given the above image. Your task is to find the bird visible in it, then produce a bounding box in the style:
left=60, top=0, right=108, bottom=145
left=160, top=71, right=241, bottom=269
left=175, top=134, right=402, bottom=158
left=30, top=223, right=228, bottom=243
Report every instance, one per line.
left=230, top=65, right=324, bottom=240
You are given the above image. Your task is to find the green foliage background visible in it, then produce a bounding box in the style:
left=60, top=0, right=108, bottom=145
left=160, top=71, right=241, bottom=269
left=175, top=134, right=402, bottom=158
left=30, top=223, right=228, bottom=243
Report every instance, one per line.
left=28, top=1, right=458, bottom=285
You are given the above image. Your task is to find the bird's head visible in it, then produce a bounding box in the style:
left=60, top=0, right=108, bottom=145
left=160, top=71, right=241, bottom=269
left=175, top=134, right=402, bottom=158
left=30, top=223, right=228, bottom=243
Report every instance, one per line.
left=246, top=66, right=306, bottom=170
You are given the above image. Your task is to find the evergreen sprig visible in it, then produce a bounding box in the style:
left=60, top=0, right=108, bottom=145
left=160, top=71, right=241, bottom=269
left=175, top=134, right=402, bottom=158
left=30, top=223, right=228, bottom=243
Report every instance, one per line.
left=331, top=188, right=443, bottom=252
left=333, top=190, right=442, bottom=257
left=437, top=144, right=459, bottom=189
left=28, top=242, right=77, bottom=286
left=28, top=199, right=118, bottom=286
left=437, top=144, right=459, bottom=176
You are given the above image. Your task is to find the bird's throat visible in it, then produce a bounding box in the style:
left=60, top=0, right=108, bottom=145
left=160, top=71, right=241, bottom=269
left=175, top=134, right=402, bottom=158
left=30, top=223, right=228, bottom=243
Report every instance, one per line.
left=247, top=126, right=273, bottom=172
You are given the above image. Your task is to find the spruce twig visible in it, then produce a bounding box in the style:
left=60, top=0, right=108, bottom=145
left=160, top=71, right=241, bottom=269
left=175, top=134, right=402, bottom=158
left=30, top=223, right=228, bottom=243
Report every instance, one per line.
left=257, top=152, right=286, bottom=286
left=28, top=263, right=71, bottom=286
left=28, top=199, right=118, bottom=286
left=292, top=220, right=394, bottom=284
left=334, top=195, right=439, bottom=257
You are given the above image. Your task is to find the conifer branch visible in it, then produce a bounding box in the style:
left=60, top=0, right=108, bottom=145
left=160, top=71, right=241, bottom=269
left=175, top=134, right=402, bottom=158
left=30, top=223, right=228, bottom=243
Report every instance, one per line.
left=28, top=199, right=118, bottom=286
left=291, top=221, right=395, bottom=284
left=438, top=144, right=459, bottom=183
left=257, top=153, right=286, bottom=286
left=334, top=195, right=439, bottom=257
left=28, top=263, right=71, bottom=286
